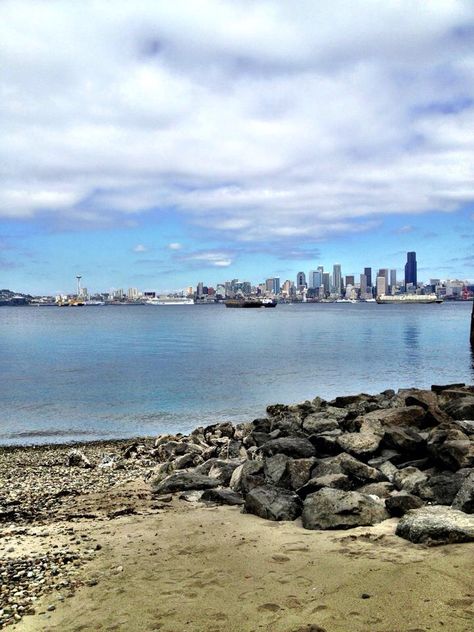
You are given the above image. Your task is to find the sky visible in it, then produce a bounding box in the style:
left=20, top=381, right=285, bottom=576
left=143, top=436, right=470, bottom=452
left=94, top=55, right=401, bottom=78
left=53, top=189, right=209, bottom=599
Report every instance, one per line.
left=1, top=0, right=474, bottom=295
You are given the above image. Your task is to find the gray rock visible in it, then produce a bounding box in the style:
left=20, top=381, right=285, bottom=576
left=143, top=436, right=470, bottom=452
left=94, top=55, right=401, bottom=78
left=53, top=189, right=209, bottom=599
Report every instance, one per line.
left=229, top=461, right=265, bottom=493
left=264, top=454, right=290, bottom=487
left=302, top=415, right=340, bottom=435
left=151, top=472, right=219, bottom=494
left=396, top=506, right=474, bottom=544
left=297, top=473, right=351, bottom=499
left=208, top=460, right=242, bottom=486
left=385, top=492, right=424, bottom=517
left=337, top=432, right=382, bottom=458
left=302, top=488, right=388, bottom=530
left=442, top=396, right=474, bottom=421
left=201, top=488, right=244, bottom=506
left=357, top=482, right=394, bottom=498
left=392, top=467, right=428, bottom=494
left=312, top=453, right=387, bottom=486
left=67, top=450, right=93, bottom=469
left=285, top=458, right=317, bottom=490
left=244, top=485, right=302, bottom=521
left=383, top=425, right=426, bottom=455
left=427, top=424, right=474, bottom=470
left=417, top=471, right=467, bottom=505
left=378, top=460, right=399, bottom=481
left=358, top=406, right=426, bottom=428
left=452, top=471, right=474, bottom=513
left=259, top=437, right=316, bottom=459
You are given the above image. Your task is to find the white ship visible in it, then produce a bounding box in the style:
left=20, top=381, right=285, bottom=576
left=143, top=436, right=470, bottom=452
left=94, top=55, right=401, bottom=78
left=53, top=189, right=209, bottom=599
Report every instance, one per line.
left=145, top=296, right=194, bottom=306
left=376, top=293, right=443, bottom=304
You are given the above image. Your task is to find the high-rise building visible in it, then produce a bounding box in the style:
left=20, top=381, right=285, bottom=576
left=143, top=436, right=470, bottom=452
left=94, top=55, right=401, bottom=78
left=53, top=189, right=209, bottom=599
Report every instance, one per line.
left=197, top=282, right=204, bottom=296
left=345, top=275, right=355, bottom=287
left=332, top=264, right=342, bottom=296
left=390, top=269, right=397, bottom=294
left=376, top=276, right=387, bottom=297
left=309, top=270, right=322, bottom=289
left=364, top=267, right=372, bottom=288
left=360, top=273, right=367, bottom=295
left=266, top=278, right=280, bottom=294
left=405, top=252, right=417, bottom=288
left=322, top=273, right=330, bottom=295
left=127, top=287, right=139, bottom=300
left=296, top=271, right=306, bottom=287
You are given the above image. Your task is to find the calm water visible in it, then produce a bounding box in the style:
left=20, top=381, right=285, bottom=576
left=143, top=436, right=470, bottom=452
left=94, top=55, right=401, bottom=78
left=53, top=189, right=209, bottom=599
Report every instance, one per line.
left=1, top=302, right=473, bottom=445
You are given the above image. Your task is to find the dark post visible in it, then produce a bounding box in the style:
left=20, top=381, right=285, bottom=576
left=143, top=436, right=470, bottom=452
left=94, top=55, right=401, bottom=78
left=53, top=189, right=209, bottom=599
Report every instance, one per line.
left=471, top=300, right=474, bottom=345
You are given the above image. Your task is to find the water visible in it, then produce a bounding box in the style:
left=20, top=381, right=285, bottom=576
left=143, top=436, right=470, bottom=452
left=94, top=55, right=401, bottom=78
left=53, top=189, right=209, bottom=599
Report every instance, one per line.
left=0, top=302, right=473, bottom=445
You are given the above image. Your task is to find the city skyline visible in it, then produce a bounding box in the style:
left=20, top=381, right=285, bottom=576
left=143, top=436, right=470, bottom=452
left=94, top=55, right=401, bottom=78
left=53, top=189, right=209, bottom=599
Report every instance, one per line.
left=1, top=1, right=474, bottom=294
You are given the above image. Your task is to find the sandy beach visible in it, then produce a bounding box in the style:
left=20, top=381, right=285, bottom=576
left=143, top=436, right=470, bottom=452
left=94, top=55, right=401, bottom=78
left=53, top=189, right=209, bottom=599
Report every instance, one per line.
left=1, top=438, right=473, bottom=632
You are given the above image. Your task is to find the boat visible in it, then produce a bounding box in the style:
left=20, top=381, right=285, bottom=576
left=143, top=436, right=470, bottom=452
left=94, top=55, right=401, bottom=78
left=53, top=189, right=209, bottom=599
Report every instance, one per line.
left=145, top=296, right=194, bottom=305
left=376, top=294, right=443, bottom=304
left=261, top=299, right=278, bottom=308
left=225, top=299, right=264, bottom=308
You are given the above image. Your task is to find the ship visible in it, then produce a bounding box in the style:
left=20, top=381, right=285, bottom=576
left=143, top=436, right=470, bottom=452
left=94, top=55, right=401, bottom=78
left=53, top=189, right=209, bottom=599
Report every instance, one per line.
left=225, top=298, right=277, bottom=308
left=376, top=293, right=443, bottom=304
left=145, top=296, right=194, bottom=305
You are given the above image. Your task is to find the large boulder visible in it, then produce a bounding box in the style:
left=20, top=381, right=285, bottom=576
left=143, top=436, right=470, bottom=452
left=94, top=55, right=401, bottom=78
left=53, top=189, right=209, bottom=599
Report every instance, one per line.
left=392, top=467, right=428, bottom=494
left=452, top=471, right=474, bottom=513
left=336, top=432, right=382, bottom=458
left=259, top=437, right=316, bottom=459
left=302, top=488, right=388, bottom=530
left=151, top=472, right=219, bottom=494
left=396, top=506, right=474, bottom=544
left=357, top=406, right=426, bottom=429
left=443, top=396, right=474, bottom=421
left=427, top=424, right=474, bottom=470
left=229, top=461, right=265, bottom=493
left=385, top=492, right=424, bottom=517
left=312, top=453, right=387, bottom=486
left=382, top=425, right=426, bottom=455
left=200, top=488, right=244, bottom=506
left=302, top=416, right=340, bottom=435
left=297, top=474, right=351, bottom=499
left=244, top=485, right=302, bottom=521
left=416, top=471, right=467, bottom=505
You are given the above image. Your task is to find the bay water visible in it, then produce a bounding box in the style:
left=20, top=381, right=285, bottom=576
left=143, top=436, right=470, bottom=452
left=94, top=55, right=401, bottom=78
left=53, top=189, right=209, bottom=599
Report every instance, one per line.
left=1, top=302, right=473, bottom=445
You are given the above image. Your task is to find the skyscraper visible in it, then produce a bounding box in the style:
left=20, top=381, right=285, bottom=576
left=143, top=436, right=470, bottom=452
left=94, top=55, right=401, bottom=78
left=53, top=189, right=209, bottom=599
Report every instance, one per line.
left=296, top=271, right=306, bottom=287
left=390, top=269, right=397, bottom=294
left=364, top=267, right=372, bottom=288
left=332, top=264, right=342, bottom=296
left=405, top=252, right=417, bottom=288
left=360, top=273, right=367, bottom=296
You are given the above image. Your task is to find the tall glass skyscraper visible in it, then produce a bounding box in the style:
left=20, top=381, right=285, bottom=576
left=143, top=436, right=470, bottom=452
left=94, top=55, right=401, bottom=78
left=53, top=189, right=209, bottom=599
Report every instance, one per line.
left=405, top=252, right=417, bottom=288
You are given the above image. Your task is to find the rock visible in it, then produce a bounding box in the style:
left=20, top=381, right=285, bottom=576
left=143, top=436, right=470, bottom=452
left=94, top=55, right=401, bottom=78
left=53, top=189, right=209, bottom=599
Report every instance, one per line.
left=452, top=471, right=474, bottom=513
left=173, top=453, right=201, bottom=470
left=179, top=490, right=204, bottom=502
left=396, top=506, right=474, bottom=544
left=312, top=453, right=387, bottom=486
left=443, top=397, right=474, bottom=421
left=302, top=416, right=340, bottom=435
left=302, top=488, right=388, bottom=530
left=392, top=467, right=428, bottom=494
left=357, top=482, right=394, bottom=498
left=368, top=450, right=400, bottom=467
left=285, top=458, right=317, bottom=490
left=378, top=460, right=399, bottom=481
left=264, top=454, right=290, bottom=487
left=358, top=406, right=426, bottom=428
left=417, top=471, right=467, bottom=505
left=337, top=432, right=382, bottom=458
left=427, top=424, right=474, bottom=470
left=308, top=434, right=342, bottom=456
left=397, top=388, right=438, bottom=411
left=201, top=488, right=244, bottom=506
left=244, top=485, right=302, bottom=521
left=385, top=492, right=424, bottom=517
left=67, top=450, right=93, bottom=468
left=208, top=460, right=242, bottom=486
left=431, top=383, right=465, bottom=394
left=229, top=461, right=265, bottom=493
left=151, top=472, right=219, bottom=494
left=149, top=461, right=175, bottom=483
left=297, top=474, right=351, bottom=499
left=259, top=437, right=316, bottom=459
left=382, top=425, right=426, bottom=455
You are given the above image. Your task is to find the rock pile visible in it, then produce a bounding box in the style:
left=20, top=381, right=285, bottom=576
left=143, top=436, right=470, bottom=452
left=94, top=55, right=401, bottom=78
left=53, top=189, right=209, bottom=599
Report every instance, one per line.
left=147, top=384, right=474, bottom=543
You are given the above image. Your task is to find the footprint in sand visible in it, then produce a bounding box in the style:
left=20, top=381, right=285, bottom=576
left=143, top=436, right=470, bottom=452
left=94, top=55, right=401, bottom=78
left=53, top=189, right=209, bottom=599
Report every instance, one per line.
left=257, top=603, right=281, bottom=612
left=271, top=554, right=290, bottom=563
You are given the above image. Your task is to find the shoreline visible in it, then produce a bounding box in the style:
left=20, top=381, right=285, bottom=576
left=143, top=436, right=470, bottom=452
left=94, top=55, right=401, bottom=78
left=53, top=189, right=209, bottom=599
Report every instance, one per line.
left=1, top=383, right=473, bottom=631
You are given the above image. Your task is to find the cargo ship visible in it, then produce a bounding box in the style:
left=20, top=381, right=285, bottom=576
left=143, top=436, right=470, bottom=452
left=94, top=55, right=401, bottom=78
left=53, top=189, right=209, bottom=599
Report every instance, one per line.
left=225, top=298, right=277, bottom=308
left=376, top=294, right=443, bottom=304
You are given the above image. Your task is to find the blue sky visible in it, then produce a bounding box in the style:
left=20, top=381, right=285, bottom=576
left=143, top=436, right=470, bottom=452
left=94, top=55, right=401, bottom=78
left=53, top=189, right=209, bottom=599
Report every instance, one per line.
left=1, top=1, right=474, bottom=294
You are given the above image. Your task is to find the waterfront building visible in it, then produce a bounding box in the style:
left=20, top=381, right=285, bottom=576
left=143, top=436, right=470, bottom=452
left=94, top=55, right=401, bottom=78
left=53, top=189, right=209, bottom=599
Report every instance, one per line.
left=360, top=273, right=367, bottom=296
left=127, top=287, right=139, bottom=300
left=376, top=276, right=387, bottom=297
left=390, top=269, right=397, bottom=294
left=322, top=272, right=330, bottom=295
left=296, top=271, right=306, bottom=287
left=364, top=267, right=372, bottom=288
left=332, top=264, right=342, bottom=296
left=405, top=252, right=417, bottom=289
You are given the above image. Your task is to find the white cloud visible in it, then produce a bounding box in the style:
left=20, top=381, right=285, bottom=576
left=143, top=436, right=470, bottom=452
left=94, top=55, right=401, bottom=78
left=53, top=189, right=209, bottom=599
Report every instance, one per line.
left=1, top=0, right=474, bottom=242
left=133, top=244, right=148, bottom=252
left=168, top=242, right=182, bottom=250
